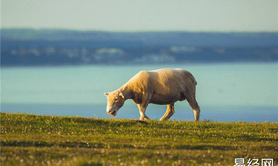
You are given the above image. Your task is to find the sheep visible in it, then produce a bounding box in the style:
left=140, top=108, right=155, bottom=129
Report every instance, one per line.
left=105, top=68, right=200, bottom=121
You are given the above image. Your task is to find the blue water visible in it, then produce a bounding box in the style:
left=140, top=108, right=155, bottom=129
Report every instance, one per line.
left=1, top=63, right=277, bottom=122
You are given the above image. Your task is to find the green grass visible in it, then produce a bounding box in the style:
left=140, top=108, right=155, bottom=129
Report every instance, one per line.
left=1, top=112, right=277, bottom=166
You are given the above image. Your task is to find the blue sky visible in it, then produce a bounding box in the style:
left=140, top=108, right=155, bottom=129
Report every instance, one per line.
left=1, top=0, right=277, bottom=32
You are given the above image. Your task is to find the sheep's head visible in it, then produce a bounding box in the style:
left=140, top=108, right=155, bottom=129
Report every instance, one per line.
left=104, top=91, right=125, bottom=117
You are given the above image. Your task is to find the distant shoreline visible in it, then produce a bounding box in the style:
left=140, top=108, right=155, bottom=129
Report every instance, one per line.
left=2, top=29, right=277, bottom=66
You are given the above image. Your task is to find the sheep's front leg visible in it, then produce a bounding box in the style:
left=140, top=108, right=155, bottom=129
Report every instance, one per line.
left=160, top=104, right=175, bottom=121
left=137, top=104, right=150, bottom=120
left=137, top=95, right=151, bottom=120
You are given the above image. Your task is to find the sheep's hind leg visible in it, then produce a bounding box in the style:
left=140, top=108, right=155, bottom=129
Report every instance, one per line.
left=160, top=104, right=175, bottom=121
left=187, top=98, right=200, bottom=122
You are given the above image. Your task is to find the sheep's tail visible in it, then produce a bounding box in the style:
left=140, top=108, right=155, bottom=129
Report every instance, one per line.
left=187, top=71, right=197, bottom=85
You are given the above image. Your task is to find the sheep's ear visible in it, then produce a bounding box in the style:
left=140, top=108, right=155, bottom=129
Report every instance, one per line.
left=119, top=92, right=125, bottom=99
left=104, top=92, right=109, bottom=96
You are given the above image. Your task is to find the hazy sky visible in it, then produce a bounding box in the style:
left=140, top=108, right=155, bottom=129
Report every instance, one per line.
left=1, top=0, right=277, bottom=32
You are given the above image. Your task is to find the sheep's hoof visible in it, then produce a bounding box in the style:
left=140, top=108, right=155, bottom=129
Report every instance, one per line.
left=135, top=120, right=148, bottom=124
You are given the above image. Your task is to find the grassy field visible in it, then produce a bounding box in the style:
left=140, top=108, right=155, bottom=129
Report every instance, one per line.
left=0, top=112, right=277, bottom=166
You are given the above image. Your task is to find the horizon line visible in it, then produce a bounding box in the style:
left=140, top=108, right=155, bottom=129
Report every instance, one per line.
left=2, top=27, right=278, bottom=34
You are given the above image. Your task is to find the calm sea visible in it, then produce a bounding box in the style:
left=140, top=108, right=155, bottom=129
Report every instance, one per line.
left=1, top=63, right=277, bottom=122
